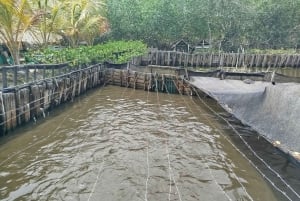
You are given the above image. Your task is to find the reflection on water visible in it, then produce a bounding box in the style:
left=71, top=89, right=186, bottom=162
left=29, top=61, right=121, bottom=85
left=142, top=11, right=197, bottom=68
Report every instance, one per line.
left=277, top=68, right=300, bottom=77
left=0, top=86, right=294, bottom=201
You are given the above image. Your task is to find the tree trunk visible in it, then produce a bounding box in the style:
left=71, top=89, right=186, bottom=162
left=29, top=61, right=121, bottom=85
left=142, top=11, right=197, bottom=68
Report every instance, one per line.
left=7, top=41, right=21, bottom=65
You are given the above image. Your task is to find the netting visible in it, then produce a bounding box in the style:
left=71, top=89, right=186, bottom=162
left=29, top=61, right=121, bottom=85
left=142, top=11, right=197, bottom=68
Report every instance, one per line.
left=189, top=77, right=300, bottom=156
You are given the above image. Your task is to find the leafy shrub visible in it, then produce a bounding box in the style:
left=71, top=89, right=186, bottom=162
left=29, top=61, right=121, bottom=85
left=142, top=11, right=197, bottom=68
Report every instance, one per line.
left=25, top=40, right=147, bottom=66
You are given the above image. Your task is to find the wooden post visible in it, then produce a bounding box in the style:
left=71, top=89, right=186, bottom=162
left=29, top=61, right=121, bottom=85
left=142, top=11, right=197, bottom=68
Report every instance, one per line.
left=172, top=52, right=176, bottom=66
left=179, top=52, right=182, bottom=66
left=223, top=53, right=228, bottom=67
left=13, top=66, right=18, bottom=86
left=208, top=54, right=213, bottom=67
left=78, top=71, right=82, bottom=95
left=134, top=72, right=137, bottom=89
left=148, top=73, right=152, bottom=91
left=83, top=70, right=87, bottom=91
left=196, top=54, right=200, bottom=67
left=219, top=53, right=224, bottom=68
left=30, top=85, right=40, bottom=119
left=25, top=66, right=29, bottom=83
left=144, top=74, right=147, bottom=90
left=126, top=70, right=130, bottom=87
left=33, top=67, right=37, bottom=81
left=201, top=53, right=205, bottom=66
left=291, top=55, right=298, bottom=67
left=0, top=91, right=4, bottom=135
left=2, top=67, right=8, bottom=89
left=284, top=55, right=289, bottom=67
left=160, top=52, right=164, bottom=66
left=161, top=74, right=165, bottom=92
left=296, top=55, right=300, bottom=68
left=43, top=65, right=46, bottom=79
left=184, top=53, right=188, bottom=67
left=249, top=54, right=255, bottom=68
left=262, top=54, right=268, bottom=68
left=279, top=55, right=286, bottom=67
left=3, top=93, right=17, bottom=132
left=160, top=51, right=164, bottom=66
left=120, top=70, right=123, bottom=87
left=71, top=74, right=77, bottom=98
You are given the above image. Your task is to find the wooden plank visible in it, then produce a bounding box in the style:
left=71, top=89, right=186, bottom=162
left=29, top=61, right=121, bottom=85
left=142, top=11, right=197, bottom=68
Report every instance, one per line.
left=229, top=53, right=233, bottom=67
left=184, top=53, right=188, bottom=67
left=239, top=54, right=245, bottom=67
left=285, top=55, right=291, bottom=67
left=30, top=85, right=41, bottom=119
left=282, top=55, right=287, bottom=67
left=202, top=53, right=207, bottom=66
left=0, top=92, right=5, bottom=135
left=160, top=51, right=164, bottom=65
left=255, top=54, right=261, bottom=67
left=208, top=54, right=213, bottom=67
left=296, top=55, right=300, bottom=68
left=291, top=55, right=298, bottom=67
left=219, top=54, right=223, bottom=67
left=155, top=51, right=159, bottom=65
left=16, top=88, right=31, bottom=125
left=195, top=54, right=200, bottom=67
left=83, top=71, right=88, bottom=91
left=4, top=93, right=17, bottom=131
left=249, top=54, right=255, bottom=68
left=222, top=53, right=228, bottom=67
left=261, top=54, right=267, bottom=68
left=179, top=52, right=183, bottom=66
left=231, top=53, right=237, bottom=67
left=172, top=52, right=176, bottom=66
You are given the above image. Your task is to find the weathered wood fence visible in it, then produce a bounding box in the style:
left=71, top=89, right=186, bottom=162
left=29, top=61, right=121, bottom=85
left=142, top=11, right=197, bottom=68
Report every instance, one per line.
left=134, top=51, right=300, bottom=68
left=0, top=63, right=75, bottom=89
left=0, top=64, right=105, bottom=135
left=105, top=68, right=191, bottom=95
left=0, top=62, right=192, bottom=136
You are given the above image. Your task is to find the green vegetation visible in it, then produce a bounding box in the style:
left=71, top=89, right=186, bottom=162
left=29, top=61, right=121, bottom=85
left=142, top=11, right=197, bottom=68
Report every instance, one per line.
left=0, top=0, right=36, bottom=65
left=0, top=0, right=107, bottom=65
left=1, top=0, right=300, bottom=65
left=25, top=40, right=147, bottom=66
left=107, top=0, right=300, bottom=52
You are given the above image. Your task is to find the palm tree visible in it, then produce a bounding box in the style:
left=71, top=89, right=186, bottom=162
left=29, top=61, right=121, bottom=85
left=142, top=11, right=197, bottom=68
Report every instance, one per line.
left=56, top=0, right=108, bottom=47
left=29, top=0, right=61, bottom=47
left=0, top=0, right=38, bottom=65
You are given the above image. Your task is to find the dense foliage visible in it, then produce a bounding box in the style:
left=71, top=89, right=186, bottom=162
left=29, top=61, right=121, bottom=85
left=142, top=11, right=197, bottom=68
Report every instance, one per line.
left=1, top=0, right=300, bottom=65
left=0, top=0, right=107, bottom=64
left=107, top=0, right=300, bottom=52
left=25, top=41, right=147, bottom=66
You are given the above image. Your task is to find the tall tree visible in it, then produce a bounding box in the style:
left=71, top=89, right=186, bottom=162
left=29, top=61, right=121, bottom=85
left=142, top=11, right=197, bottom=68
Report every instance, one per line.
left=0, top=0, right=38, bottom=64
left=29, top=0, right=61, bottom=47
left=252, top=0, right=300, bottom=49
left=55, top=0, right=107, bottom=47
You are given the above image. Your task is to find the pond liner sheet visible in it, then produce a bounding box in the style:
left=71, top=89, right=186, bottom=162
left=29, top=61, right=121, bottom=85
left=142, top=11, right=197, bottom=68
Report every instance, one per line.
left=188, top=76, right=300, bottom=163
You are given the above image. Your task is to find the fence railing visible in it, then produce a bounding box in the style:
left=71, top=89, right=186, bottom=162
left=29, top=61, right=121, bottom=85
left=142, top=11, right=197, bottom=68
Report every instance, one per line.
left=0, top=63, right=71, bottom=89
left=0, top=63, right=106, bottom=135
left=133, top=51, right=300, bottom=69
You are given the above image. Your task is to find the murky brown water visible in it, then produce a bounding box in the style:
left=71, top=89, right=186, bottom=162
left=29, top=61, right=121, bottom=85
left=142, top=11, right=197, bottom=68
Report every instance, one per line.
left=0, top=86, right=287, bottom=201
